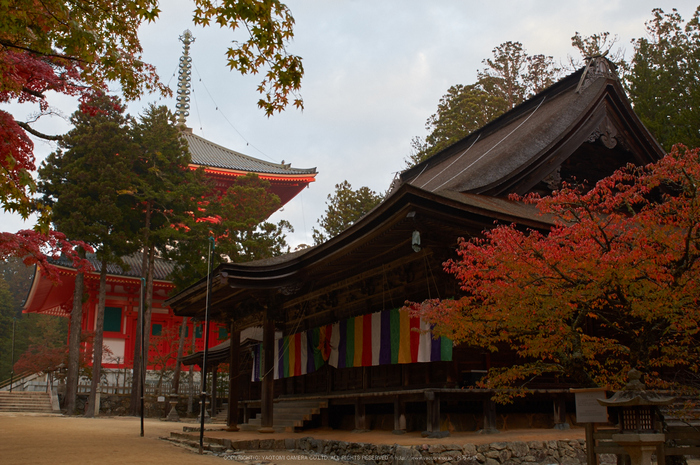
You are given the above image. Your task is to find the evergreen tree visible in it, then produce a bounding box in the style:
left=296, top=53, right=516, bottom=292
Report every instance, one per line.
left=627, top=7, right=700, bottom=151
left=0, top=259, right=69, bottom=382
left=312, top=181, right=383, bottom=245
left=38, top=92, right=137, bottom=415
left=407, top=42, right=560, bottom=166
left=126, top=105, right=211, bottom=415
left=0, top=273, right=16, bottom=381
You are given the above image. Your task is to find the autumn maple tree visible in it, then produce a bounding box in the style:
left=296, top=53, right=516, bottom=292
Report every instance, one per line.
left=411, top=145, right=700, bottom=402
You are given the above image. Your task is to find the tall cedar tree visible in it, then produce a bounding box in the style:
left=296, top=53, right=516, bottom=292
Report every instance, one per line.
left=38, top=93, right=137, bottom=415
left=409, top=145, right=700, bottom=403
left=627, top=7, right=700, bottom=151
left=407, top=41, right=560, bottom=166
left=0, top=0, right=303, bottom=273
left=312, top=181, right=383, bottom=245
left=127, top=105, right=209, bottom=415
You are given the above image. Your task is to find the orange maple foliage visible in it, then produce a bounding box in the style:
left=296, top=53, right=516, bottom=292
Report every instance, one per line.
left=410, top=145, right=700, bottom=401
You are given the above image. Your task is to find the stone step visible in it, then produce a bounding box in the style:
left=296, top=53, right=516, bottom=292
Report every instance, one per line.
left=0, top=403, right=52, bottom=409
left=246, top=417, right=303, bottom=427
left=253, top=412, right=313, bottom=422
left=0, top=398, right=52, bottom=403
left=277, top=400, right=328, bottom=408
left=0, top=392, right=54, bottom=413
left=238, top=423, right=288, bottom=433
left=0, top=406, right=54, bottom=411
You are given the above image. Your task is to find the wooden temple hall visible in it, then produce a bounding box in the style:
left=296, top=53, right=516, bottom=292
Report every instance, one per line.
left=167, top=58, right=665, bottom=435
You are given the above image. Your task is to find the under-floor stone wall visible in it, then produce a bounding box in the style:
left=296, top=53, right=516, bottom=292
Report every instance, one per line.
left=170, top=432, right=604, bottom=465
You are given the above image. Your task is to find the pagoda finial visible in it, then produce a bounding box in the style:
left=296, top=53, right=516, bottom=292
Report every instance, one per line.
left=176, top=30, right=195, bottom=127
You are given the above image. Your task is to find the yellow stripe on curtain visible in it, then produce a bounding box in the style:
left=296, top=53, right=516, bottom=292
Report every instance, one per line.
left=398, top=309, right=411, bottom=364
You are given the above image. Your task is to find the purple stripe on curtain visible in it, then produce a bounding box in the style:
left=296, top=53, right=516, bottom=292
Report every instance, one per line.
left=380, top=309, right=392, bottom=365
left=430, top=325, right=442, bottom=362
left=338, top=319, right=347, bottom=369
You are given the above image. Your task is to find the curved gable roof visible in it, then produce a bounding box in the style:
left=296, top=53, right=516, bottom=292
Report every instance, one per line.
left=400, top=58, right=664, bottom=196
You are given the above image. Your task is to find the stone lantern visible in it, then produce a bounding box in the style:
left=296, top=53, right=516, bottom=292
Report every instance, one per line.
left=598, top=369, right=674, bottom=465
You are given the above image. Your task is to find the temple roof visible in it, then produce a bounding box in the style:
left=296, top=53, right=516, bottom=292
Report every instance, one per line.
left=166, top=183, right=555, bottom=326
left=399, top=58, right=664, bottom=196
left=182, top=131, right=317, bottom=177
left=166, top=58, right=667, bottom=331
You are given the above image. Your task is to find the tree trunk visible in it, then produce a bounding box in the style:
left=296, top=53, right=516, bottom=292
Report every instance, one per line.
left=130, top=203, right=152, bottom=416
left=143, top=244, right=155, bottom=374
left=86, top=257, right=108, bottom=417
left=65, top=249, right=86, bottom=415
left=172, top=317, right=187, bottom=394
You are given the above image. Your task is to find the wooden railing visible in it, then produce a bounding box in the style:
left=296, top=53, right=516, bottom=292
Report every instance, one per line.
left=0, top=370, right=38, bottom=391
left=76, top=380, right=230, bottom=397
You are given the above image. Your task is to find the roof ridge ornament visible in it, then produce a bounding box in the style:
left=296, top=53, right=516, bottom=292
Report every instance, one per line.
left=176, top=30, right=195, bottom=127
left=576, top=56, right=618, bottom=94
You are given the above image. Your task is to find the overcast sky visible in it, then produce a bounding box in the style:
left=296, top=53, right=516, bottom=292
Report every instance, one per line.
left=2, top=0, right=698, bottom=248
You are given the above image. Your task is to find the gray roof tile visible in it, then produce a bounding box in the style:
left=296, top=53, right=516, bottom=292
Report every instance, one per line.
left=182, top=132, right=316, bottom=176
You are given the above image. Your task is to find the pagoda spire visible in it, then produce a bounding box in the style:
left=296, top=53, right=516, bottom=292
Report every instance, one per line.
left=176, top=30, right=195, bottom=127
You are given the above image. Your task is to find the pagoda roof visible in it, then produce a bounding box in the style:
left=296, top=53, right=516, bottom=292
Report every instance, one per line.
left=182, top=131, right=317, bottom=177
left=49, top=252, right=175, bottom=281
left=23, top=253, right=175, bottom=317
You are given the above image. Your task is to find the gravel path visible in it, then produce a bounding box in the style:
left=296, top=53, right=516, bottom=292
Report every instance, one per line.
left=0, top=412, right=585, bottom=464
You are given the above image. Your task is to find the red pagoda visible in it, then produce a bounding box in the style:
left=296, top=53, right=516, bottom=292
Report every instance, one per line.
left=22, top=30, right=316, bottom=373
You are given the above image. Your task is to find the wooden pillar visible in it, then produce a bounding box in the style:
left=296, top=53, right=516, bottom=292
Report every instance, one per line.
left=481, top=397, right=499, bottom=434
left=425, top=391, right=440, bottom=433
left=210, top=364, right=218, bottom=418
left=393, top=396, right=406, bottom=434
left=259, top=312, right=275, bottom=433
left=243, top=402, right=250, bottom=423
left=354, top=397, right=366, bottom=431
left=554, top=395, right=569, bottom=429
left=585, top=423, right=599, bottom=465
left=321, top=406, right=330, bottom=429
left=227, top=324, right=240, bottom=431
left=326, top=365, right=333, bottom=394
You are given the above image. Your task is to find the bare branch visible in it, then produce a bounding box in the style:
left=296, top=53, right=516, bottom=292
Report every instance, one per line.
left=15, top=121, right=63, bottom=141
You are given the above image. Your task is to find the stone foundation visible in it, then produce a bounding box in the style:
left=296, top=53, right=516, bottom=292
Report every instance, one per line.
left=168, top=432, right=601, bottom=465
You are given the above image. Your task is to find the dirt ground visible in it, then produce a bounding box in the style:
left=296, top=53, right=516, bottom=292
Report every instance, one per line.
left=0, top=412, right=585, bottom=464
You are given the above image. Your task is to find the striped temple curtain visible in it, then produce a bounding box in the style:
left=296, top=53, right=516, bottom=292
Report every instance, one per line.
left=251, top=309, right=452, bottom=382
